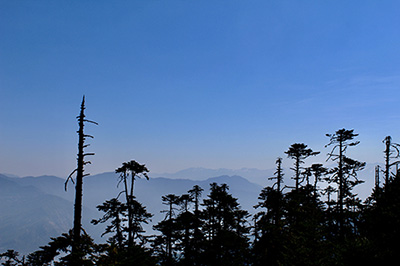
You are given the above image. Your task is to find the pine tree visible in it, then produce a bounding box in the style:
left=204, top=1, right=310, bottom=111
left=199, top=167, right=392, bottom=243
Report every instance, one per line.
left=0, top=250, right=24, bottom=266
left=285, top=143, right=319, bottom=190
left=115, top=160, right=149, bottom=247
left=153, top=194, right=180, bottom=266
left=92, top=160, right=153, bottom=265
left=253, top=186, right=286, bottom=265
left=361, top=169, right=400, bottom=264
left=283, top=185, right=326, bottom=265
left=185, top=185, right=205, bottom=265
left=91, top=198, right=127, bottom=248
left=201, top=183, right=250, bottom=266
left=26, top=231, right=97, bottom=266
left=92, top=197, right=154, bottom=266
left=325, top=129, right=365, bottom=239
left=310, top=163, right=327, bottom=198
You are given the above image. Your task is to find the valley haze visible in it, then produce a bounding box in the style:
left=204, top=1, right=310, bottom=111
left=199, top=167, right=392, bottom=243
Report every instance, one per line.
left=0, top=170, right=265, bottom=255
left=0, top=163, right=377, bottom=254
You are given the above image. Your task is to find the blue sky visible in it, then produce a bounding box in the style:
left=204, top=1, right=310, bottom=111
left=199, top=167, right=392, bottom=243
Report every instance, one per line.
left=1, top=1, right=400, bottom=177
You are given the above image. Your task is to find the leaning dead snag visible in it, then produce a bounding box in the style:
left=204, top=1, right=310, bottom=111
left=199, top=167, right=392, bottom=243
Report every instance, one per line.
left=65, top=96, right=98, bottom=264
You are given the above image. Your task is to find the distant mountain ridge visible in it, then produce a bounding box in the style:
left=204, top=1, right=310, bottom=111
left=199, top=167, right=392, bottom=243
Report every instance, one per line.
left=0, top=172, right=263, bottom=255
left=151, top=167, right=275, bottom=186
left=0, top=174, right=73, bottom=254
left=0, top=163, right=378, bottom=255
left=151, top=165, right=376, bottom=199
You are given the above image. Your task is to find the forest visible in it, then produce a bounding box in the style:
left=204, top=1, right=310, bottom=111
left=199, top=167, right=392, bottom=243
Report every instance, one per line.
left=1, top=99, right=400, bottom=266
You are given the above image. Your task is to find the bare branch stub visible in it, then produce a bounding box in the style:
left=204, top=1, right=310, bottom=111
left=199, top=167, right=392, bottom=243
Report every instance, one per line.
left=68, top=96, right=98, bottom=264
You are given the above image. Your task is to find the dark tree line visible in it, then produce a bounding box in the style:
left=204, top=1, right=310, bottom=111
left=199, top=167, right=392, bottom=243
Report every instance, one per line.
left=3, top=100, right=400, bottom=265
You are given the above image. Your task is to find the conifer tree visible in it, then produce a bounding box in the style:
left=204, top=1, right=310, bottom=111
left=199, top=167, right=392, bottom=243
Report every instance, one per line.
left=283, top=184, right=326, bottom=265
left=186, top=185, right=205, bottom=265
left=201, top=183, right=250, bottom=266
left=252, top=157, right=286, bottom=265
left=91, top=198, right=127, bottom=248
left=310, top=163, right=327, bottom=197
left=285, top=143, right=319, bottom=190
left=93, top=160, right=153, bottom=266
left=270, top=157, right=284, bottom=194
left=325, top=128, right=365, bottom=239
left=253, top=186, right=286, bottom=265
left=188, top=185, right=203, bottom=215
left=0, top=250, right=24, bottom=266
left=26, top=230, right=97, bottom=266
left=115, top=160, right=149, bottom=247
left=361, top=167, right=400, bottom=264
left=153, top=194, right=180, bottom=266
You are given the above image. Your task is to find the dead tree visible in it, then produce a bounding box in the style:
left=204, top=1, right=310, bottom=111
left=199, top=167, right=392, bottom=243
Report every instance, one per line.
left=382, top=136, right=400, bottom=185
left=65, top=96, right=97, bottom=264
left=375, top=165, right=380, bottom=190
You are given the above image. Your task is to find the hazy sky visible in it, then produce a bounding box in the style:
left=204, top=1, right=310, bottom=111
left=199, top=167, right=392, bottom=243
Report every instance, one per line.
left=1, top=1, right=400, bottom=177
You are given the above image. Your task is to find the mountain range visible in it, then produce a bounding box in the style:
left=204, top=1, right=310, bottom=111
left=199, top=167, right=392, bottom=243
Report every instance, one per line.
left=151, top=167, right=275, bottom=186
left=0, top=172, right=263, bottom=255
left=0, top=164, right=377, bottom=255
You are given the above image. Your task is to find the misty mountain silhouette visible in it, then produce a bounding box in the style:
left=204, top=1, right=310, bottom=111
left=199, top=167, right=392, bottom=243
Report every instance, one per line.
left=152, top=167, right=274, bottom=186
left=0, top=172, right=262, bottom=255
left=0, top=174, right=73, bottom=254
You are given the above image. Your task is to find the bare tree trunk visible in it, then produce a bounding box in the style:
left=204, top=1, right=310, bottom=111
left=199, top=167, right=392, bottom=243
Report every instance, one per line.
left=338, top=140, right=344, bottom=239
left=68, top=96, right=97, bottom=265
left=71, top=98, right=86, bottom=264
left=385, top=136, right=391, bottom=185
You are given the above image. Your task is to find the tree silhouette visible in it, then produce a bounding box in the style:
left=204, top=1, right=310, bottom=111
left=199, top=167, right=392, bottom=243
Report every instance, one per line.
left=176, top=194, right=193, bottom=261
left=65, top=96, right=97, bottom=264
left=285, top=143, right=319, bottom=190
left=310, top=163, right=327, bottom=197
left=188, top=185, right=203, bottom=214
left=361, top=169, right=400, bottom=264
left=115, top=160, right=149, bottom=247
left=153, top=194, right=181, bottom=266
left=10, top=125, right=400, bottom=265
left=91, top=198, right=127, bottom=248
left=269, top=157, right=284, bottom=194
left=253, top=185, right=286, bottom=265
left=382, top=136, right=400, bottom=185
left=283, top=185, right=326, bottom=265
left=0, top=250, right=24, bottom=266
left=325, top=128, right=365, bottom=239
left=92, top=160, right=153, bottom=266
left=25, top=230, right=96, bottom=266
left=264, top=157, right=285, bottom=226
left=186, top=185, right=205, bottom=265
left=92, top=198, right=154, bottom=266
left=201, top=183, right=250, bottom=266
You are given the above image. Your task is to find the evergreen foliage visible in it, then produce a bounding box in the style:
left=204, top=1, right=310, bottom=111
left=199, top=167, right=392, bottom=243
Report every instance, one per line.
left=5, top=104, right=400, bottom=265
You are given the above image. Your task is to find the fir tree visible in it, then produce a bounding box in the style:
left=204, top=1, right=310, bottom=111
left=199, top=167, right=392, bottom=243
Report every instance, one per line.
left=325, top=129, right=365, bottom=239
left=285, top=143, right=319, bottom=190
left=201, top=183, right=250, bottom=266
